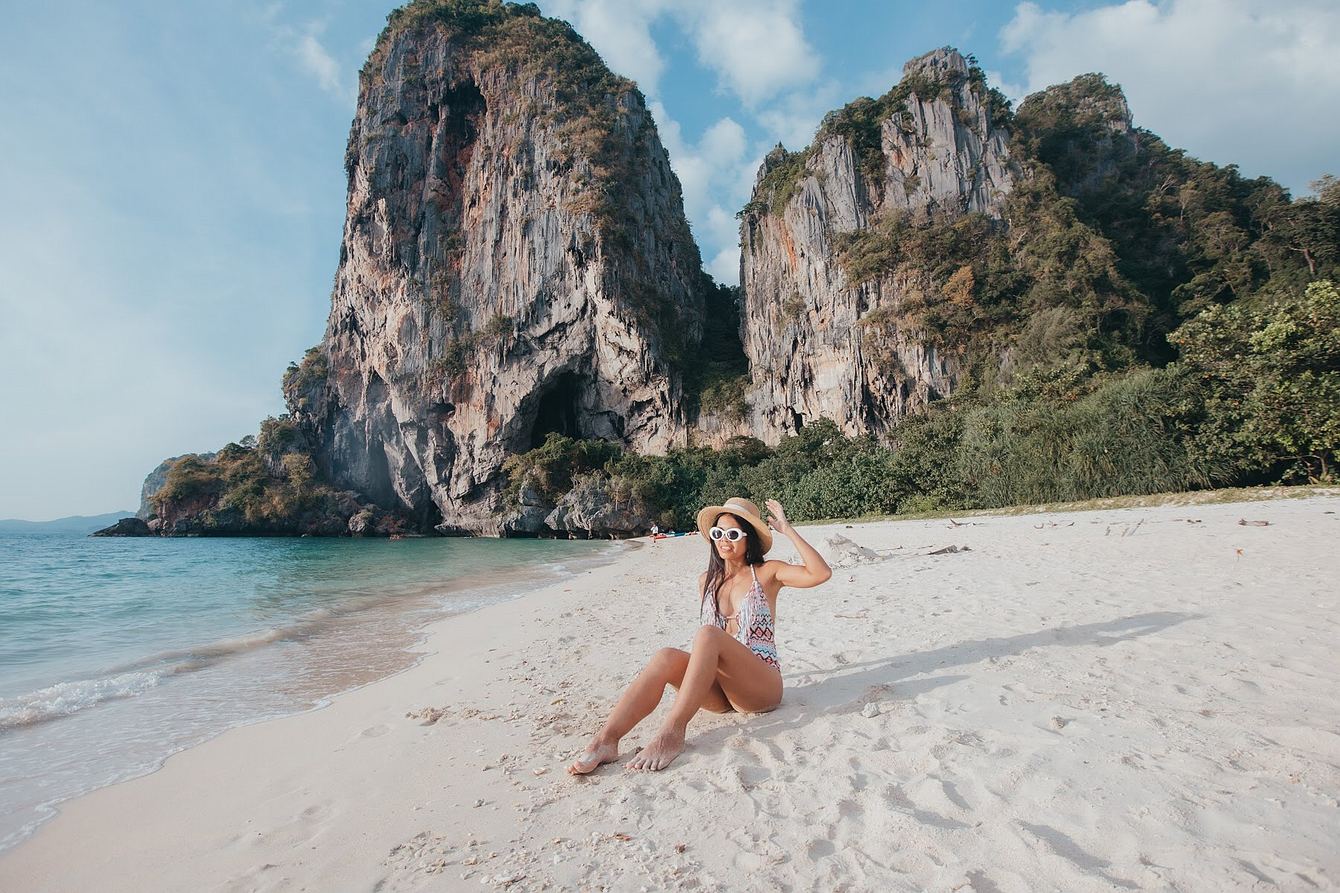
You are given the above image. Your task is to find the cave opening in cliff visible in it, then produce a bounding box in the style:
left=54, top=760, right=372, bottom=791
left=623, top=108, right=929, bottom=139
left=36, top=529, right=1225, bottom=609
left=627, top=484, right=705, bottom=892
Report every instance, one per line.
left=436, top=80, right=486, bottom=199
left=529, top=372, right=583, bottom=449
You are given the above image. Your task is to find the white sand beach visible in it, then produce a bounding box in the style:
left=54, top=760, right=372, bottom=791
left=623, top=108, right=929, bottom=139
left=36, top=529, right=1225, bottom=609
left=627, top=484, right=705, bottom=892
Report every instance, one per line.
left=2, top=494, right=1338, bottom=892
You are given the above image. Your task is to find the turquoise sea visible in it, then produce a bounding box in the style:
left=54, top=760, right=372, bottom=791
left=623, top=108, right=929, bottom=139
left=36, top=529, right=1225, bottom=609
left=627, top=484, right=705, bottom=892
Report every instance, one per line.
left=0, top=531, right=619, bottom=851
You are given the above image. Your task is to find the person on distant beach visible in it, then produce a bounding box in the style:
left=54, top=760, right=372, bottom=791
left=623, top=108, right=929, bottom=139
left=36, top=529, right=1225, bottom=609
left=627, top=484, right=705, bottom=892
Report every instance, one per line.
left=568, top=497, right=831, bottom=773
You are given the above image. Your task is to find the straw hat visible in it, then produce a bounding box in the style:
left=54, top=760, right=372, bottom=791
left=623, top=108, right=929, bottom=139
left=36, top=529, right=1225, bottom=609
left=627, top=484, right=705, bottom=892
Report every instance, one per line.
left=696, top=497, right=773, bottom=554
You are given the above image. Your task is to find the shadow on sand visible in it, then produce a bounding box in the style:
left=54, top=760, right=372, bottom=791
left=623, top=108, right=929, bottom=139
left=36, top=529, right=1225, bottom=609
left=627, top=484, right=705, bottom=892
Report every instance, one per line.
left=703, top=610, right=1202, bottom=750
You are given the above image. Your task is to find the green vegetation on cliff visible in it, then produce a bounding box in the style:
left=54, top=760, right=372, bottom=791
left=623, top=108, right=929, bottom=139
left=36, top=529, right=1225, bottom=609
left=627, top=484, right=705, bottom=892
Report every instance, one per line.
left=745, top=50, right=1011, bottom=214
left=835, top=163, right=1144, bottom=372
left=748, top=68, right=1337, bottom=392
left=151, top=418, right=365, bottom=534
left=281, top=347, right=328, bottom=414
left=149, top=366, right=412, bottom=535
left=505, top=278, right=1339, bottom=525
left=682, top=281, right=751, bottom=420
left=1016, top=75, right=1340, bottom=360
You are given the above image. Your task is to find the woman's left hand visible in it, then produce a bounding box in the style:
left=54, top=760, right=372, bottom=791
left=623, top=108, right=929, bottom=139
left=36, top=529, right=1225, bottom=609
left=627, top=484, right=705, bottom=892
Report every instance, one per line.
left=765, top=499, right=791, bottom=531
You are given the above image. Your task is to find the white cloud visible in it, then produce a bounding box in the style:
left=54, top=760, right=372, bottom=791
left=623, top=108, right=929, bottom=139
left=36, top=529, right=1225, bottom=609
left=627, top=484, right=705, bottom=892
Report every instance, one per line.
left=543, top=1, right=825, bottom=284
left=754, top=78, right=846, bottom=149
left=544, top=0, right=668, bottom=94
left=703, top=205, right=740, bottom=253
left=708, top=246, right=741, bottom=285
left=701, top=116, right=749, bottom=162
left=677, top=1, right=820, bottom=106
left=984, top=69, right=1027, bottom=107
left=296, top=30, right=347, bottom=100
left=998, top=0, right=1340, bottom=193
left=651, top=104, right=752, bottom=283
left=547, top=0, right=818, bottom=107
left=258, top=6, right=355, bottom=105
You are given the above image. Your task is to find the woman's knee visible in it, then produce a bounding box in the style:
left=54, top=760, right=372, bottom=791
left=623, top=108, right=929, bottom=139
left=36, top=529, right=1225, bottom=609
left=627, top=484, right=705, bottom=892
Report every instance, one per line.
left=648, top=646, right=687, bottom=673
left=693, top=624, right=726, bottom=648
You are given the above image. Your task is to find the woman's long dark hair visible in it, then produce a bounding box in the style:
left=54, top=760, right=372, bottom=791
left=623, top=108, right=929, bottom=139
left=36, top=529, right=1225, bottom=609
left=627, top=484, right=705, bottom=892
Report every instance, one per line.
left=702, top=512, right=766, bottom=619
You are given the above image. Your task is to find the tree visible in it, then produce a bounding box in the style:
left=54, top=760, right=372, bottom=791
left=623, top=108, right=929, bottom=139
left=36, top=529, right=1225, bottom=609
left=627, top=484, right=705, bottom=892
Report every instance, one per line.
left=1171, top=280, right=1340, bottom=481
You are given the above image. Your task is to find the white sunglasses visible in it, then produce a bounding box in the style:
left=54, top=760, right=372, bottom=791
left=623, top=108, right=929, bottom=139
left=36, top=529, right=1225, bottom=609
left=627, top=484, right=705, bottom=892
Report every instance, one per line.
left=709, top=526, right=748, bottom=542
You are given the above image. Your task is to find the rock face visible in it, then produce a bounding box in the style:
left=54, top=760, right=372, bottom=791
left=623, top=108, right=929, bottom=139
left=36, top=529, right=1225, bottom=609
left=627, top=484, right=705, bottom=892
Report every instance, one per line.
left=543, top=473, right=656, bottom=538
left=92, top=517, right=152, bottom=537
left=736, top=48, right=1021, bottom=442
left=137, top=453, right=212, bottom=519
left=294, top=3, right=707, bottom=535
left=1015, top=73, right=1138, bottom=199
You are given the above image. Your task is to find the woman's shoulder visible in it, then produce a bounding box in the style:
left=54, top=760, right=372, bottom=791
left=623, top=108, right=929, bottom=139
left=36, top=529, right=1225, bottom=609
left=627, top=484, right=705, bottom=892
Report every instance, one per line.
left=756, top=558, right=790, bottom=579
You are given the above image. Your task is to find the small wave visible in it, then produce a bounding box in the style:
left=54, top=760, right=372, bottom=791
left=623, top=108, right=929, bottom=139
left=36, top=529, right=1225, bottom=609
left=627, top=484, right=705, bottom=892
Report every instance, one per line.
left=105, top=607, right=374, bottom=678
left=0, top=671, right=163, bottom=731
left=119, top=627, right=297, bottom=675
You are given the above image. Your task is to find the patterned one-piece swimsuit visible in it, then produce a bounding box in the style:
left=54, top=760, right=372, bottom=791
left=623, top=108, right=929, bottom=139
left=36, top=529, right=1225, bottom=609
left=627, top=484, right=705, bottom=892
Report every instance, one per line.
left=700, top=564, right=781, bottom=671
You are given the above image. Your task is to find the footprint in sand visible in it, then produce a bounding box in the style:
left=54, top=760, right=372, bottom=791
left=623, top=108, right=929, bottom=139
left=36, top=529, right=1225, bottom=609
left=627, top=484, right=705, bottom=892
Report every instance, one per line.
left=886, top=783, right=970, bottom=830
left=966, top=869, right=1007, bottom=893
left=806, top=838, right=836, bottom=859
left=738, top=765, right=772, bottom=788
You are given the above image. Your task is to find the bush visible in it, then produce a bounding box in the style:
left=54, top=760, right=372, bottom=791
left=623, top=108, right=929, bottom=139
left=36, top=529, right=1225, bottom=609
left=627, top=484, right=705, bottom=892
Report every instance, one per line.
left=282, top=347, right=328, bottom=413
left=501, top=432, right=623, bottom=507
left=152, top=414, right=352, bottom=530
left=507, top=420, right=907, bottom=529
left=1172, top=279, right=1340, bottom=481
left=700, top=375, right=750, bottom=420
left=156, top=455, right=225, bottom=505
left=951, top=368, right=1210, bottom=507
left=258, top=416, right=305, bottom=459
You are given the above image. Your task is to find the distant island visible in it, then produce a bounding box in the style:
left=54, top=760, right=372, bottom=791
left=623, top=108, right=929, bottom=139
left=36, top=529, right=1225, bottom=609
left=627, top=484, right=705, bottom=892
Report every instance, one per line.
left=4, top=512, right=138, bottom=536
left=101, top=0, right=1338, bottom=540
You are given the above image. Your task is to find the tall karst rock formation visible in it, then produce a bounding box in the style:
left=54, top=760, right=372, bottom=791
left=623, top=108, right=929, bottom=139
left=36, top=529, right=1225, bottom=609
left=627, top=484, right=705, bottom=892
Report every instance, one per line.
left=291, top=2, right=707, bottom=534
left=134, top=25, right=1322, bottom=537
left=736, top=48, right=1021, bottom=442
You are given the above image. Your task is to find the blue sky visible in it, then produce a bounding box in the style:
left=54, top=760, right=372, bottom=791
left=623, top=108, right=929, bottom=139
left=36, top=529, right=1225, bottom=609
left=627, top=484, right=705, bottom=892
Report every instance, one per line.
left=1, top=0, right=1336, bottom=520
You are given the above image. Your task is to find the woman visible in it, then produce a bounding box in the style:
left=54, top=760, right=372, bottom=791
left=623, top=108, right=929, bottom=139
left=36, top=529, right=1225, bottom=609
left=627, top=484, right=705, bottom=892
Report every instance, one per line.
left=568, top=497, right=832, bottom=774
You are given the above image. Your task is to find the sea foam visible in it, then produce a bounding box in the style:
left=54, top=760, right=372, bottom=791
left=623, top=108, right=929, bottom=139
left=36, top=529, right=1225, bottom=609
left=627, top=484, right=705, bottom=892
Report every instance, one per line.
left=0, top=671, right=163, bottom=731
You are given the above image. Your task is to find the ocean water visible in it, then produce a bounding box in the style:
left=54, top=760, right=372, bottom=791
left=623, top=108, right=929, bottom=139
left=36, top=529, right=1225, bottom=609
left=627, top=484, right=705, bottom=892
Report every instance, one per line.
left=0, top=530, right=619, bottom=851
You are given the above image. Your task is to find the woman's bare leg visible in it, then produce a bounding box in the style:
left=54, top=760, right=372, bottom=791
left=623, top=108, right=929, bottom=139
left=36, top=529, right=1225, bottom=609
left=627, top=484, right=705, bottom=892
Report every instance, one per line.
left=568, top=648, right=732, bottom=775
left=625, top=625, right=783, bottom=772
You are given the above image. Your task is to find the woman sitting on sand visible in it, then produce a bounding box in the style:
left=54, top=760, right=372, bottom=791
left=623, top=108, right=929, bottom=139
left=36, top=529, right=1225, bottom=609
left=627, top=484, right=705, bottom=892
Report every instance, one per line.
left=569, top=497, right=831, bottom=773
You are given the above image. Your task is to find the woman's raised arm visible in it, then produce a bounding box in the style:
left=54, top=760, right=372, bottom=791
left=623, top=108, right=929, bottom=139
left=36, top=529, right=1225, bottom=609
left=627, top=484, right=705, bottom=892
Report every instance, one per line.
left=764, top=499, right=832, bottom=588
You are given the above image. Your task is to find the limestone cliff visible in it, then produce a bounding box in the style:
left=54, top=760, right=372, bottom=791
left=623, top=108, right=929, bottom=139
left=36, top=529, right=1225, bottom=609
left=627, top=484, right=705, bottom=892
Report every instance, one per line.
left=139, top=31, right=1262, bottom=538
left=736, top=48, right=1021, bottom=442
left=294, top=1, right=707, bottom=534
left=136, top=453, right=212, bottom=520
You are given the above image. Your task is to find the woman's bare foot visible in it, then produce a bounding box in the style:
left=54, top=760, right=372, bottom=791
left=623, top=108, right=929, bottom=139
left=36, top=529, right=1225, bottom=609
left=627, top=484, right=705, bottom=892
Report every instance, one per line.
left=567, top=738, right=619, bottom=775
left=624, top=727, right=685, bottom=771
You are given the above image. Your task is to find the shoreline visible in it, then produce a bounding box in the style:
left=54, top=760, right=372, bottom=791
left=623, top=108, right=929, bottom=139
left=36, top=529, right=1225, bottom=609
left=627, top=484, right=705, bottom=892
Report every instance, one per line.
left=0, top=538, right=629, bottom=854
left=2, top=494, right=1337, bottom=891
